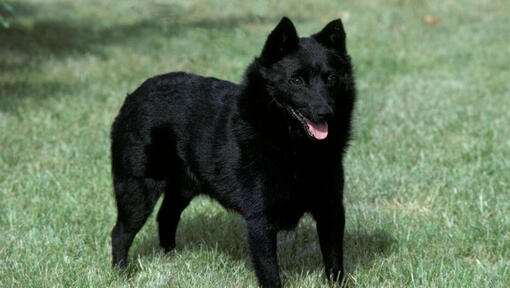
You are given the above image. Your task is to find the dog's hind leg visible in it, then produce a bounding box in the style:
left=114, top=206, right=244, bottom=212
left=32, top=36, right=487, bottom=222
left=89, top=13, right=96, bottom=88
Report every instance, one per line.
left=156, top=185, right=191, bottom=252
left=111, top=177, right=163, bottom=268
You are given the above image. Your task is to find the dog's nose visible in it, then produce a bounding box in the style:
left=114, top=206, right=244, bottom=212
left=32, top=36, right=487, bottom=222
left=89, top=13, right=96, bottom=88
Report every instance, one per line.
left=317, top=106, right=334, bottom=122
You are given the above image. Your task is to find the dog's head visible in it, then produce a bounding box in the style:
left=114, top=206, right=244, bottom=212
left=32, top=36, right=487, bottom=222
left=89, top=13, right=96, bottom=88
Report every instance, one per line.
left=250, top=17, right=355, bottom=141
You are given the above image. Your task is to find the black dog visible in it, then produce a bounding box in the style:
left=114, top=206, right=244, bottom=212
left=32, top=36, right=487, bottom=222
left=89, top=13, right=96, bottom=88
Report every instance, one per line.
left=111, top=17, right=356, bottom=287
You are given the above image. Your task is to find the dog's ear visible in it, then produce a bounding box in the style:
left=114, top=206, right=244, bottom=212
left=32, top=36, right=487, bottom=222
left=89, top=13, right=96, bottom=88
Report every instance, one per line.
left=314, top=19, right=346, bottom=54
left=259, top=17, right=299, bottom=65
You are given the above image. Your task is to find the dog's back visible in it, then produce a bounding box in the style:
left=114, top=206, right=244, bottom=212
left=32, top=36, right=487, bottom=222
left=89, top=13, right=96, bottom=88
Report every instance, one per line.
left=111, top=72, right=240, bottom=181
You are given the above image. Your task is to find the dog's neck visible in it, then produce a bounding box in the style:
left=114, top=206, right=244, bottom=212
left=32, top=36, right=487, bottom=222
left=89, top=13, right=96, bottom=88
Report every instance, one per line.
left=238, top=71, right=288, bottom=137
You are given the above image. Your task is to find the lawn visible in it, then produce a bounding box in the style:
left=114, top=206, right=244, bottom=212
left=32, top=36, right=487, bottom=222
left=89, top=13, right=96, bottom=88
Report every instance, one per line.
left=1, top=0, right=509, bottom=287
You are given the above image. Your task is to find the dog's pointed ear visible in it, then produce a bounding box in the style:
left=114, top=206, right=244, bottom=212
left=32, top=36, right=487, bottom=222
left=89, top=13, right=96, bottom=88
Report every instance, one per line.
left=259, top=17, right=299, bottom=65
left=314, top=19, right=346, bottom=54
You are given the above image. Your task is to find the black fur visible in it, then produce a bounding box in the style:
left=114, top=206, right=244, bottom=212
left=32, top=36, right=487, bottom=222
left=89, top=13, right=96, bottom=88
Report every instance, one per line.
left=111, top=17, right=356, bottom=288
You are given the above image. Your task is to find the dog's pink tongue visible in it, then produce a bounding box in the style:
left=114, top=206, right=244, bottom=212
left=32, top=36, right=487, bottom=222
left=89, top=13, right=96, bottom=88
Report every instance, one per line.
left=305, top=120, right=328, bottom=140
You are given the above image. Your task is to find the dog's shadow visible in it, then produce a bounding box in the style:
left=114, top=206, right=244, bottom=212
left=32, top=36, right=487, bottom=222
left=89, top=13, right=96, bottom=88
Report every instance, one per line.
left=133, top=208, right=395, bottom=277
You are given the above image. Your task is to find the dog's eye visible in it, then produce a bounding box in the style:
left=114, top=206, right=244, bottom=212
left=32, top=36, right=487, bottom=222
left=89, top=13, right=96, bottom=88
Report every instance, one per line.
left=326, top=74, right=337, bottom=86
left=289, top=77, right=304, bottom=86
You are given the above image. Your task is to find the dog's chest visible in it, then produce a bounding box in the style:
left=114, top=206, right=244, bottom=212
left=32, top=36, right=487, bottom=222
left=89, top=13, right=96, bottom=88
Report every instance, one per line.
left=262, top=170, right=320, bottom=229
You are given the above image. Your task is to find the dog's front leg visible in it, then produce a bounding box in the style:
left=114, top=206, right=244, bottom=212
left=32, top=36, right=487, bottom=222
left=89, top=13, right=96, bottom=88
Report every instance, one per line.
left=246, top=217, right=281, bottom=288
left=313, top=201, right=345, bottom=284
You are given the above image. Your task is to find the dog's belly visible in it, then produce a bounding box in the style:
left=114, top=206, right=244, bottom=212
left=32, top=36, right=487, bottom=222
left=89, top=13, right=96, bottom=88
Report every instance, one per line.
left=271, top=207, right=307, bottom=230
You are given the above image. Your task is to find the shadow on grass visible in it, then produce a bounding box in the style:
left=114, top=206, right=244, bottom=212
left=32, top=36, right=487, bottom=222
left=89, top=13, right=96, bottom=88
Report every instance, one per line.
left=1, top=2, right=294, bottom=68
left=132, top=212, right=395, bottom=279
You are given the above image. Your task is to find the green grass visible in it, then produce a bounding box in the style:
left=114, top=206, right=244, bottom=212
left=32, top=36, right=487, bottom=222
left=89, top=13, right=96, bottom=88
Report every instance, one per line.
left=1, top=0, right=509, bottom=287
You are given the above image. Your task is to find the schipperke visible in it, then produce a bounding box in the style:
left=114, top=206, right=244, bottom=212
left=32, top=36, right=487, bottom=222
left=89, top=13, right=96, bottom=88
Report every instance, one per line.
left=111, top=17, right=356, bottom=288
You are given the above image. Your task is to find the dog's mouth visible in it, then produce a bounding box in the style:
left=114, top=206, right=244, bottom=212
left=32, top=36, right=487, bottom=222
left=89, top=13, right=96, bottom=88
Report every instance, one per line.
left=284, top=106, right=329, bottom=140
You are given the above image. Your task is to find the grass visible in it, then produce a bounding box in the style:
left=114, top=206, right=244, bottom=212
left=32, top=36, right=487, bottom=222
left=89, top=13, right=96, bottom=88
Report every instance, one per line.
left=1, top=0, right=509, bottom=287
